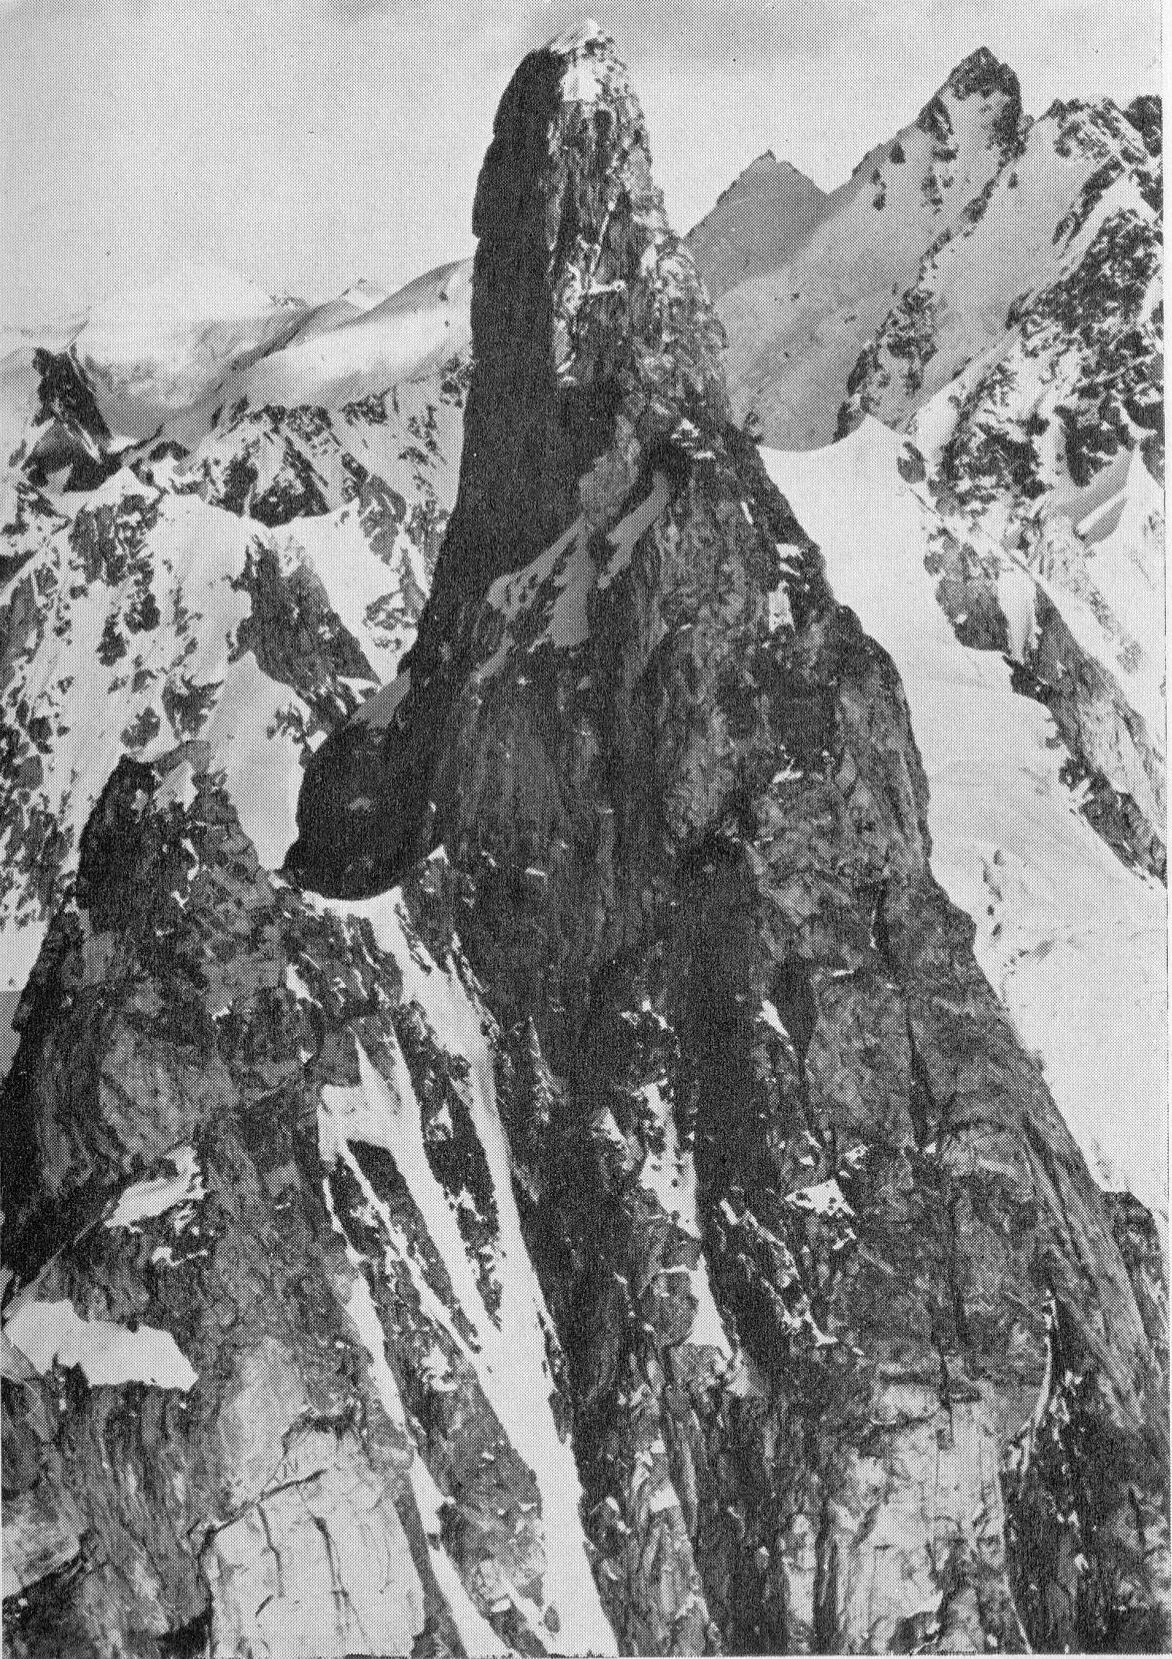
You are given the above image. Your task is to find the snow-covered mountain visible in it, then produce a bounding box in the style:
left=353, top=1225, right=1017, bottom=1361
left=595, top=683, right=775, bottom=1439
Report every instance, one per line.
left=1, top=24, right=1166, bottom=1659
left=694, top=53, right=1164, bottom=889
left=0, top=259, right=471, bottom=1038
left=696, top=48, right=1029, bottom=450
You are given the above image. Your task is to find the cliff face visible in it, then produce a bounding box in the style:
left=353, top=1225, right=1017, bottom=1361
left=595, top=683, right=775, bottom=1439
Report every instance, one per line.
left=3, top=27, right=1168, bottom=1659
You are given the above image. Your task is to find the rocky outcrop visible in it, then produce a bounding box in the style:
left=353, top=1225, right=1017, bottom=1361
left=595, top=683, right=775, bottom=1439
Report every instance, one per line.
left=922, top=510, right=1166, bottom=878
left=292, top=26, right=1169, bottom=1655
left=21, top=350, right=122, bottom=493
left=2, top=743, right=617, bottom=1657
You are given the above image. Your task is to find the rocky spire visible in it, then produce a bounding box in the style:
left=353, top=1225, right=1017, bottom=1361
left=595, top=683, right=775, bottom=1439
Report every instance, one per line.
left=291, top=22, right=735, bottom=895
left=292, top=28, right=1169, bottom=1655
left=419, top=22, right=727, bottom=651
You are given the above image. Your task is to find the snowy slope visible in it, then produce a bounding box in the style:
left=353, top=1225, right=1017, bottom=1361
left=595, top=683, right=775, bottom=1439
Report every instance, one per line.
left=716, top=48, right=1026, bottom=447
left=72, top=265, right=304, bottom=438
left=839, top=96, right=1161, bottom=439
left=687, top=152, right=829, bottom=298
left=905, top=108, right=1163, bottom=704
left=0, top=266, right=471, bottom=1026
left=763, top=422, right=1166, bottom=1224
left=208, top=259, right=472, bottom=415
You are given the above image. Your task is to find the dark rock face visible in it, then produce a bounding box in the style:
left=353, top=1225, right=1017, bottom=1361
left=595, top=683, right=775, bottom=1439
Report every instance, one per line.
left=229, top=541, right=377, bottom=726
left=292, top=27, right=1169, bottom=1655
left=1125, top=93, right=1163, bottom=158
left=941, top=45, right=1025, bottom=142
left=2, top=749, right=582, bottom=1658
left=292, top=25, right=727, bottom=896
left=22, top=351, right=121, bottom=493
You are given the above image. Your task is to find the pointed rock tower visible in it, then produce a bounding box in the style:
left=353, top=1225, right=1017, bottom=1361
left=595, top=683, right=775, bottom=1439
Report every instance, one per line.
left=293, top=26, right=1168, bottom=1653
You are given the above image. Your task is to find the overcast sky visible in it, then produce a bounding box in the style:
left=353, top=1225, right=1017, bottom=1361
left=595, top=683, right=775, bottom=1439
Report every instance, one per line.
left=1, top=0, right=1161, bottom=327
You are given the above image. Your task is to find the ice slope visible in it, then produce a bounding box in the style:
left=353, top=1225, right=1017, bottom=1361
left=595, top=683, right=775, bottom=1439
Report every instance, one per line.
left=763, top=420, right=1166, bottom=1223
left=224, top=259, right=472, bottom=412
left=71, top=265, right=302, bottom=437
left=717, top=50, right=1025, bottom=447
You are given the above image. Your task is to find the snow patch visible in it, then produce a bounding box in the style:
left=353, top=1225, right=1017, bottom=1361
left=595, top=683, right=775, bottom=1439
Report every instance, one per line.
left=4, top=1299, right=197, bottom=1390
left=105, top=1145, right=204, bottom=1230
left=597, top=471, right=669, bottom=592
left=786, top=1178, right=854, bottom=1219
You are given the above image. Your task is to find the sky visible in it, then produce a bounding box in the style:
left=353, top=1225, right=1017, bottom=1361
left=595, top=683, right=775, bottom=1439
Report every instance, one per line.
left=0, top=0, right=1162, bottom=327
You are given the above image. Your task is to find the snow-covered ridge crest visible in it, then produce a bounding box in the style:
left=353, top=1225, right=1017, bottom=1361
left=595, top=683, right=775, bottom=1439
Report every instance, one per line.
left=548, top=16, right=606, bottom=55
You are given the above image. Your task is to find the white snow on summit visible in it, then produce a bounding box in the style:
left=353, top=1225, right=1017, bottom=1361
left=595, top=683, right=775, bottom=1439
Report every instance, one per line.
left=71, top=265, right=296, bottom=436
left=236, top=259, right=471, bottom=410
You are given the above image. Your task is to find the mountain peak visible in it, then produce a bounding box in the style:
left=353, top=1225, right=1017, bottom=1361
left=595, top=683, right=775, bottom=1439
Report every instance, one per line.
left=914, top=45, right=1025, bottom=156
left=533, top=19, right=631, bottom=109
left=452, top=28, right=724, bottom=603
left=944, top=44, right=1020, bottom=102
left=687, top=150, right=829, bottom=298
